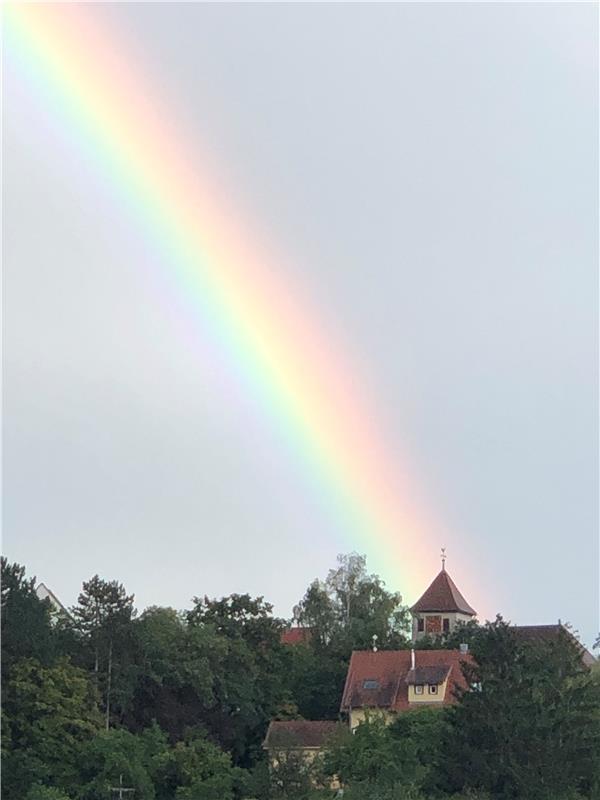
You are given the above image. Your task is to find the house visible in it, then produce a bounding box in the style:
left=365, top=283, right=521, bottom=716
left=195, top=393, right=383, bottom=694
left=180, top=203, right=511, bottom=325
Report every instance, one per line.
left=35, top=582, right=71, bottom=620
left=513, top=624, right=596, bottom=667
left=411, top=562, right=476, bottom=641
left=263, top=720, right=341, bottom=770
left=266, top=557, right=594, bottom=765
left=340, top=647, right=471, bottom=730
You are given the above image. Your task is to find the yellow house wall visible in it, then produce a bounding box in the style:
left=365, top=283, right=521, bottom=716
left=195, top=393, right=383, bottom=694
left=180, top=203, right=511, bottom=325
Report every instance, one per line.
left=407, top=678, right=448, bottom=704
left=349, top=708, right=396, bottom=731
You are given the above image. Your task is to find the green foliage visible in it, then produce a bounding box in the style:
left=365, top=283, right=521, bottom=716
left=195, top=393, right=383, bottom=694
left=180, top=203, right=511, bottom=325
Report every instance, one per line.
left=262, top=750, right=322, bottom=800
left=1, top=559, right=55, bottom=681
left=289, top=553, right=411, bottom=719
left=3, top=556, right=598, bottom=800
left=70, top=575, right=137, bottom=727
left=280, top=640, right=347, bottom=720
left=389, top=707, right=447, bottom=792
left=437, top=617, right=600, bottom=799
left=169, top=733, right=242, bottom=800
left=187, top=594, right=284, bottom=650
left=25, top=786, right=73, bottom=800
left=78, top=727, right=158, bottom=800
left=127, top=606, right=223, bottom=740
left=324, top=712, right=441, bottom=795
left=186, top=595, right=290, bottom=766
left=1, top=657, right=102, bottom=798
left=298, top=553, right=411, bottom=653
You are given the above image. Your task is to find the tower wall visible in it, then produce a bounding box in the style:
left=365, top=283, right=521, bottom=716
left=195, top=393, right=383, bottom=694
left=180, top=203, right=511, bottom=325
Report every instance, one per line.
left=412, top=611, right=473, bottom=642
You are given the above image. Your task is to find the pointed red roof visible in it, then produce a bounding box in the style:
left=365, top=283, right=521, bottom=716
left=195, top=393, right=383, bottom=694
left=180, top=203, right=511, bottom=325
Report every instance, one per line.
left=411, top=569, right=476, bottom=616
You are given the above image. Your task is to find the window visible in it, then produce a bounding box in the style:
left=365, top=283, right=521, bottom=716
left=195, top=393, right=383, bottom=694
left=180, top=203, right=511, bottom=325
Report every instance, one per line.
left=429, top=684, right=438, bottom=695
left=363, top=679, right=379, bottom=689
left=415, top=685, right=424, bottom=695
left=417, top=618, right=425, bottom=632
left=443, top=618, right=450, bottom=633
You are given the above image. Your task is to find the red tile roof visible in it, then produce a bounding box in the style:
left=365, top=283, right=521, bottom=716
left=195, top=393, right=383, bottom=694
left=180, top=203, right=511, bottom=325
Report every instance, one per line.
left=263, top=720, right=341, bottom=749
left=411, top=569, right=476, bottom=615
left=340, top=649, right=471, bottom=713
left=281, top=627, right=313, bottom=645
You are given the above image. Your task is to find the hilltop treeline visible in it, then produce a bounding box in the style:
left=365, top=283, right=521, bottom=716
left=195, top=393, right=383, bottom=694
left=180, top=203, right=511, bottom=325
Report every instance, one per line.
left=1, top=554, right=598, bottom=800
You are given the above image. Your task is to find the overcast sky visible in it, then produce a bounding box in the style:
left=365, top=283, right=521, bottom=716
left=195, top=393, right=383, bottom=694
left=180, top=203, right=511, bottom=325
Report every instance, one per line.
left=3, top=3, right=598, bottom=646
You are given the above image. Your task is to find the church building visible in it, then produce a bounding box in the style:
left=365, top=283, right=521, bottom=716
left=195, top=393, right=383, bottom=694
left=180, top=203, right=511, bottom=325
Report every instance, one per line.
left=410, top=553, right=476, bottom=641
left=266, top=554, right=595, bottom=762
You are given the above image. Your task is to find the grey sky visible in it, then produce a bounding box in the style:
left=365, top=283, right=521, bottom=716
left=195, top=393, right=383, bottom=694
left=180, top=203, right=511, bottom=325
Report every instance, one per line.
left=3, top=3, right=598, bottom=646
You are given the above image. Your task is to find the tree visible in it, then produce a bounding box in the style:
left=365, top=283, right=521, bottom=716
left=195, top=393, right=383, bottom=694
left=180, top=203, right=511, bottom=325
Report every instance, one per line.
left=287, top=553, right=410, bottom=719
left=187, top=595, right=290, bottom=766
left=25, top=787, right=73, bottom=800
left=126, top=607, right=222, bottom=741
left=325, top=709, right=441, bottom=798
left=297, top=553, right=410, bottom=653
left=78, top=727, right=157, bottom=800
left=71, top=576, right=136, bottom=729
left=389, top=707, right=447, bottom=794
left=438, top=617, right=600, bottom=799
left=169, top=732, right=243, bottom=800
left=1, top=657, right=102, bottom=798
left=1, top=559, right=55, bottom=681
left=187, top=594, right=285, bottom=651
left=282, top=639, right=347, bottom=720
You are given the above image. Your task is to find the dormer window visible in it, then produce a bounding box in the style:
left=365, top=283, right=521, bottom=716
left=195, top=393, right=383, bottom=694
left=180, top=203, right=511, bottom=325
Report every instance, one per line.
left=429, top=684, right=438, bottom=695
left=415, top=684, right=424, bottom=695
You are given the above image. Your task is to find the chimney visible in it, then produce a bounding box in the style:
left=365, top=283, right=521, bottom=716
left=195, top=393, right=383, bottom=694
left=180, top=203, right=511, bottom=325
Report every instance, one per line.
left=411, top=648, right=415, bottom=670
left=459, top=643, right=469, bottom=654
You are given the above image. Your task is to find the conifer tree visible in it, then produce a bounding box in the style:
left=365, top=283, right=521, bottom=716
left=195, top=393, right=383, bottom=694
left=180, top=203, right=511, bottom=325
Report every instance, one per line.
left=71, top=576, right=136, bottom=729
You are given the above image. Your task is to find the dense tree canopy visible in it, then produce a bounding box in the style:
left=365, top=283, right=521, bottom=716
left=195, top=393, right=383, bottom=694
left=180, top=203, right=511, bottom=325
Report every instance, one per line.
left=1, top=556, right=597, bottom=800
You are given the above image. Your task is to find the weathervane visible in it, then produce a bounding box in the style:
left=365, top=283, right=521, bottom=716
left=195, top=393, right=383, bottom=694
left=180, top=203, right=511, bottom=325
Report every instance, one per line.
left=441, top=547, right=446, bottom=571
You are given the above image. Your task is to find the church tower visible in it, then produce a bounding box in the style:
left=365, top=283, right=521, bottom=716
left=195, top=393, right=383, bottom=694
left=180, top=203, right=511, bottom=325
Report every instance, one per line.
left=411, top=550, right=476, bottom=641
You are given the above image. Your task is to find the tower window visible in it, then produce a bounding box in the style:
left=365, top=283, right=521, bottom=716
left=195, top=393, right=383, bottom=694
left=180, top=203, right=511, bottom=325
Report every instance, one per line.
left=417, top=619, right=425, bottom=632
left=443, top=618, right=450, bottom=633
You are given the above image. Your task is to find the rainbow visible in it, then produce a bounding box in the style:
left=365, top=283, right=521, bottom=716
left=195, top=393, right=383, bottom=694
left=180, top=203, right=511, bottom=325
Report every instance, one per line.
left=4, top=4, right=451, bottom=601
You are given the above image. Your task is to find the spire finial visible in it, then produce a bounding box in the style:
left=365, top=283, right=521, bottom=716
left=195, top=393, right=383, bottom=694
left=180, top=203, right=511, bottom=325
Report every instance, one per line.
left=441, top=547, right=446, bottom=571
